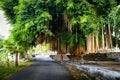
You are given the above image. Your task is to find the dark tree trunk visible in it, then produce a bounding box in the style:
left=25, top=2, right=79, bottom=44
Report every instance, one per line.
left=58, top=37, right=61, bottom=54
left=108, top=23, right=112, bottom=48
left=15, top=51, right=19, bottom=66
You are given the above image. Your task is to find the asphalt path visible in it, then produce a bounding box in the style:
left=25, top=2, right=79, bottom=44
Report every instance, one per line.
left=7, top=56, right=74, bottom=80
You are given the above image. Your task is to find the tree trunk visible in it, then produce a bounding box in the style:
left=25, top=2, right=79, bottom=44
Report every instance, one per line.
left=108, top=23, right=112, bottom=48
left=24, top=51, right=28, bottom=61
left=95, top=31, right=99, bottom=52
left=87, top=34, right=91, bottom=53
left=58, top=37, right=61, bottom=54
left=15, top=51, right=19, bottom=66
left=105, top=25, right=110, bottom=49
left=102, top=25, right=105, bottom=49
left=105, top=34, right=109, bottom=49
left=64, top=14, right=73, bottom=32
left=115, top=32, right=118, bottom=47
left=66, top=43, right=68, bottom=53
left=91, top=33, right=95, bottom=53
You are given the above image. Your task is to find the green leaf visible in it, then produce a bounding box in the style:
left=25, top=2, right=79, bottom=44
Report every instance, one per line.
left=80, top=15, right=88, bottom=23
left=54, top=0, right=61, bottom=5
left=67, top=0, right=73, bottom=10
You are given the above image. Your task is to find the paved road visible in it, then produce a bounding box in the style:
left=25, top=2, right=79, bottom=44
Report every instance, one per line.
left=7, top=57, right=74, bottom=80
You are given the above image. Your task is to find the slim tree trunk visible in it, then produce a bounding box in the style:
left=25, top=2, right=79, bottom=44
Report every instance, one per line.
left=108, top=23, right=112, bottom=48
left=15, top=51, right=18, bottom=66
left=115, top=32, right=118, bottom=47
left=66, top=43, right=67, bottom=53
left=87, top=34, right=92, bottom=53
left=58, top=37, right=61, bottom=54
left=105, top=25, right=110, bottom=49
left=102, top=25, right=105, bottom=49
left=77, top=45, right=79, bottom=56
left=96, top=31, right=99, bottom=52
left=91, top=33, right=95, bottom=53
left=105, top=34, right=109, bottom=49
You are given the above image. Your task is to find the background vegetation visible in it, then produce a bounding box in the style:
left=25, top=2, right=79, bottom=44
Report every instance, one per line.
left=0, top=0, right=120, bottom=66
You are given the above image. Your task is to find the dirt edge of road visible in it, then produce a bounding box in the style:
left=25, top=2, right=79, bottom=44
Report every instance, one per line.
left=64, top=64, right=94, bottom=80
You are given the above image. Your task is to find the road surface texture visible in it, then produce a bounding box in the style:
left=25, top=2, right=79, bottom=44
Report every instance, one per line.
left=7, top=56, right=74, bottom=80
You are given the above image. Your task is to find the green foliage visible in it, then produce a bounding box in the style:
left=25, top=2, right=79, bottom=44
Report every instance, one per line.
left=0, top=51, right=7, bottom=61
left=67, top=0, right=73, bottom=10
left=4, top=37, right=14, bottom=52
left=0, top=0, right=18, bottom=24
left=0, top=61, right=32, bottom=80
left=1, top=0, right=54, bottom=55
left=64, top=0, right=97, bottom=48
left=61, top=32, right=85, bottom=47
left=92, top=0, right=117, bottom=17
left=13, top=0, right=52, bottom=46
left=1, top=0, right=120, bottom=52
left=0, top=38, right=3, bottom=48
left=109, top=5, right=120, bottom=46
left=66, top=0, right=97, bottom=35
left=109, top=5, right=120, bottom=27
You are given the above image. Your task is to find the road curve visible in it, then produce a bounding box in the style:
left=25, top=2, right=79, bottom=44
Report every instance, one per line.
left=7, top=60, right=74, bottom=80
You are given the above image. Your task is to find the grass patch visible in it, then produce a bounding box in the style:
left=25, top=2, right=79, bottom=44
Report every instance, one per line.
left=65, top=64, right=92, bottom=80
left=0, top=61, right=32, bottom=80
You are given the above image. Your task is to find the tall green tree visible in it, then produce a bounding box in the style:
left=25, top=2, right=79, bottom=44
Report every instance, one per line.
left=109, top=5, right=120, bottom=47
left=1, top=0, right=120, bottom=56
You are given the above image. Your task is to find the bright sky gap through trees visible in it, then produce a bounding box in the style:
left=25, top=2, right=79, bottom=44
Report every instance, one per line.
left=0, top=10, right=11, bottom=39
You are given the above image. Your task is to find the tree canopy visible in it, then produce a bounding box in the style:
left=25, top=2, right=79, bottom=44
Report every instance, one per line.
left=0, top=0, right=120, bottom=55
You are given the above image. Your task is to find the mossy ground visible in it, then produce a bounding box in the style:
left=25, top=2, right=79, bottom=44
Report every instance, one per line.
left=65, top=64, right=93, bottom=80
